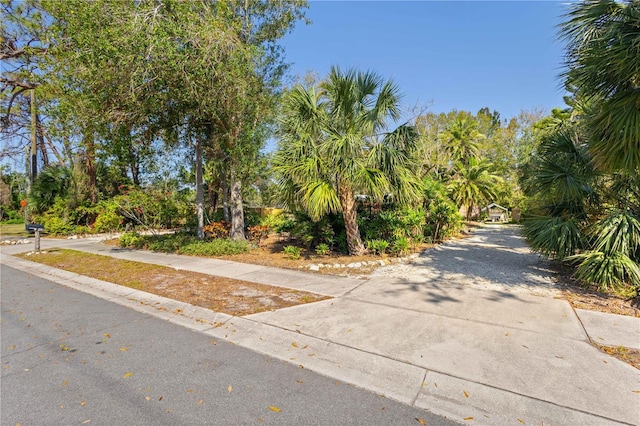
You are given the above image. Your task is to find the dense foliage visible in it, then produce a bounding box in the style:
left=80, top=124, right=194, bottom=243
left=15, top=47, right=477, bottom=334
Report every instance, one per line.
left=521, top=0, right=640, bottom=297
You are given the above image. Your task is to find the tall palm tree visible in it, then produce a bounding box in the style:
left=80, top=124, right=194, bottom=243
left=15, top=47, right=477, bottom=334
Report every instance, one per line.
left=560, top=0, right=640, bottom=175
left=275, top=66, right=421, bottom=255
left=447, top=157, right=500, bottom=221
left=440, top=115, right=484, bottom=166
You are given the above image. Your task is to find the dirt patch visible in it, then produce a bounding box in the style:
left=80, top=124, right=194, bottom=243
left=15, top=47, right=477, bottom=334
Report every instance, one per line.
left=596, top=344, right=640, bottom=370
left=551, top=263, right=639, bottom=318
left=18, top=249, right=329, bottom=316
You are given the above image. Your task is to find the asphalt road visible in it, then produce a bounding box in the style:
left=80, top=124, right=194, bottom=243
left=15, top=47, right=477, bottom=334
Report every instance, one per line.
left=1, top=265, right=457, bottom=425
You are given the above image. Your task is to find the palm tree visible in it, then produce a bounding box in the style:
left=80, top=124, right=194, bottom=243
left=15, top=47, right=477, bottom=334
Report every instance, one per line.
left=440, top=115, right=484, bottom=166
left=275, top=66, right=421, bottom=255
left=560, top=0, right=640, bottom=175
left=447, top=157, right=501, bottom=221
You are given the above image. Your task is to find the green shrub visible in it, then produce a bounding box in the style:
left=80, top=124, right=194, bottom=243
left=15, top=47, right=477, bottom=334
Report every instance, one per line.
left=41, top=216, right=74, bottom=236
left=283, top=245, right=302, bottom=260
left=315, top=243, right=330, bottom=256
left=391, top=237, right=410, bottom=257
left=366, top=239, right=389, bottom=256
left=94, top=210, right=121, bottom=233
left=119, top=231, right=144, bottom=248
left=261, top=212, right=295, bottom=233
left=177, top=239, right=249, bottom=256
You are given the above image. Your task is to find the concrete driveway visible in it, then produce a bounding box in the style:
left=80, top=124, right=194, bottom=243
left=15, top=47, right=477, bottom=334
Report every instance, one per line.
left=2, top=225, right=639, bottom=424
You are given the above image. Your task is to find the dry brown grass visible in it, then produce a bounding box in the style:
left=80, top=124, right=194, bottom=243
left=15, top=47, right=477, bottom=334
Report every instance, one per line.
left=18, top=249, right=329, bottom=316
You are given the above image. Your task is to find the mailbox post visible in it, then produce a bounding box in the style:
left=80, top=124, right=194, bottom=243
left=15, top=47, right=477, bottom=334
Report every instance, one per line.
left=25, top=223, right=44, bottom=252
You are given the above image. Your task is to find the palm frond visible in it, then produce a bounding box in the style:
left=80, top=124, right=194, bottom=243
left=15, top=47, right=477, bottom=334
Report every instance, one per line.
left=569, top=250, right=640, bottom=292
left=522, top=215, right=586, bottom=259
left=589, top=210, right=640, bottom=259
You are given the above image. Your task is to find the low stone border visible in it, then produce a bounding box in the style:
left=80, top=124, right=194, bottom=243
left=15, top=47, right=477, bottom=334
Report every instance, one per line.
left=0, top=238, right=31, bottom=245
left=303, top=253, right=419, bottom=271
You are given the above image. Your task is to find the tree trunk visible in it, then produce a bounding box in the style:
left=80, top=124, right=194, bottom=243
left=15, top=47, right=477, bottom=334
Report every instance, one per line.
left=128, top=144, right=141, bottom=186
left=36, top=115, right=49, bottom=167
left=195, top=137, right=205, bottom=239
left=221, top=172, right=231, bottom=222
left=84, top=132, right=97, bottom=204
left=229, top=168, right=245, bottom=241
left=339, top=183, right=365, bottom=255
left=30, top=89, right=37, bottom=188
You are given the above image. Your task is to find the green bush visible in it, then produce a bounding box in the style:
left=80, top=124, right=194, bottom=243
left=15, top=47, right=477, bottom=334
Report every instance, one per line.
left=94, top=210, right=121, bottom=233
left=119, top=231, right=144, bottom=248
left=261, top=212, right=295, bottom=233
left=366, top=239, right=389, bottom=256
left=41, top=216, right=74, bottom=236
left=391, top=237, right=410, bottom=257
left=283, top=245, right=302, bottom=260
left=315, top=243, right=330, bottom=256
left=177, top=239, right=249, bottom=256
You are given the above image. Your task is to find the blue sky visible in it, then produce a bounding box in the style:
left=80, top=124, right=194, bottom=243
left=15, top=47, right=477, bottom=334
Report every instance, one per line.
left=280, top=1, right=570, bottom=121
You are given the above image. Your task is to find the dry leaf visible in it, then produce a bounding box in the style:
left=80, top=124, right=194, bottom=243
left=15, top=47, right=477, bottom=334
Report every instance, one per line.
left=81, top=420, right=91, bottom=424
left=196, top=400, right=203, bottom=406
left=145, top=397, right=151, bottom=401
left=463, top=391, right=469, bottom=398
left=633, top=390, right=640, bottom=394
left=159, top=396, right=163, bottom=401
left=187, top=389, right=194, bottom=393
left=228, top=385, right=233, bottom=393
left=268, top=406, right=281, bottom=413
left=119, top=347, right=129, bottom=352
left=434, top=382, right=438, bottom=388
left=80, top=401, right=86, bottom=406
left=103, top=334, right=111, bottom=338
left=416, top=418, right=427, bottom=425
left=463, top=417, right=474, bottom=421
left=296, top=380, right=303, bottom=384
left=62, top=380, right=69, bottom=386
left=291, top=342, right=298, bottom=348
left=123, top=372, right=134, bottom=378
left=517, top=419, right=524, bottom=424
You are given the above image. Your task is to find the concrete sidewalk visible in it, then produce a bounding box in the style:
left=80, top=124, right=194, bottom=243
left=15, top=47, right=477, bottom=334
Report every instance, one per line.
left=1, top=228, right=639, bottom=425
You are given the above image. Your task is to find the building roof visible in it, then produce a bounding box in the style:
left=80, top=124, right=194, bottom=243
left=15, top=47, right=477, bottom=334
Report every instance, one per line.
left=485, top=203, right=508, bottom=211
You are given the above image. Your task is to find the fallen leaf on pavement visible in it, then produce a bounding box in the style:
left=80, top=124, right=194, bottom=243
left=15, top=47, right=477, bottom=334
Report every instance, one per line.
left=122, top=372, right=134, bottom=378
left=268, top=406, right=281, bottom=413
left=463, top=417, right=474, bottom=421
left=228, top=385, right=232, bottom=393
left=416, top=418, right=427, bottom=425
left=119, top=347, right=129, bottom=352
left=463, top=391, right=469, bottom=398
left=62, top=380, right=69, bottom=386
left=291, top=342, right=298, bottom=348
left=103, top=334, right=111, bottom=338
